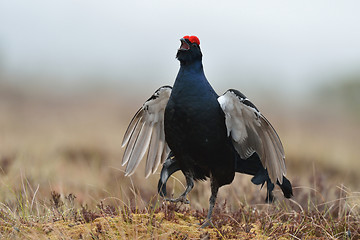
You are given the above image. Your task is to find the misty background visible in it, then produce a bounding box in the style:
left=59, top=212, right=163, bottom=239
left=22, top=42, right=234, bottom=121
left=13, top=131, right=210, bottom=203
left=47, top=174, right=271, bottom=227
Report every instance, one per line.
left=1, top=0, right=360, bottom=102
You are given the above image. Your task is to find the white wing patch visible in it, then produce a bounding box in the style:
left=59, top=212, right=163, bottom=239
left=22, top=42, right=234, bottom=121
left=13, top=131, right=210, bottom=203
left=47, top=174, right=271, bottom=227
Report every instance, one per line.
left=121, top=86, right=171, bottom=178
left=218, top=90, right=286, bottom=184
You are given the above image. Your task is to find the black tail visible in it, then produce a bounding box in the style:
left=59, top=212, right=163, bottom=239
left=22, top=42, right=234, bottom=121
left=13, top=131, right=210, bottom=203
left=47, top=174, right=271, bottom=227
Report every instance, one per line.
left=278, top=176, right=293, bottom=198
left=235, top=153, right=293, bottom=202
left=253, top=174, right=293, bottom=202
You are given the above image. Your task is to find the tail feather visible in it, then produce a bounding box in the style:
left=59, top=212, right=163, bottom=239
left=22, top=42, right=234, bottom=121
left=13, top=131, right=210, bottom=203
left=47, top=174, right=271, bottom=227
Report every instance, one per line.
left=250, top=167, right=293, bottom=201
left=278, top=176, right=293, bottom=198
left=234, top=152, right=293, bottom=201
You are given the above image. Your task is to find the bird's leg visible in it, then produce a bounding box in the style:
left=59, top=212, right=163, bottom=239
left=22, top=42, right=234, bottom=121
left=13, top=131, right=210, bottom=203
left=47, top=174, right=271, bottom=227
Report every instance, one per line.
left=167, top=174, right=194, bottom=204
left=158, top=154, right=194, bottom=204
left=158, top=153, right=180, bottom=197
left=200, top=176, right=219, bottom=228
left=265, top=180, right=275, bottom=203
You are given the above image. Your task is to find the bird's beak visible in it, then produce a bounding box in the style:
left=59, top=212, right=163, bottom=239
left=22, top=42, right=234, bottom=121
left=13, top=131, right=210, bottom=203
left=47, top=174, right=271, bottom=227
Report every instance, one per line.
left=179, top=38, right=190, bottom=51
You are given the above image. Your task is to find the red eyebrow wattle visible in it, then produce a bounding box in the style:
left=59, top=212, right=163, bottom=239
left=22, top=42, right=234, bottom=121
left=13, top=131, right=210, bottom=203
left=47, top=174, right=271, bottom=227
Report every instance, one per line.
left=183, top=35, right=200, bottom=45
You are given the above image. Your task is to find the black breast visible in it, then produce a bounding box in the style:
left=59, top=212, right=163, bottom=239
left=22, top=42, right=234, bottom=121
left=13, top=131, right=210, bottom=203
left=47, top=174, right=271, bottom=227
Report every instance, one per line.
left=164, top=94, right=236, bottom=185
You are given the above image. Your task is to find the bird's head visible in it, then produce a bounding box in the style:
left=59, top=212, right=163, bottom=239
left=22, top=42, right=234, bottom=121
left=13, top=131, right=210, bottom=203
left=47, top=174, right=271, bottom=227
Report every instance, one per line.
left=176, top=35, right=202, bottom=64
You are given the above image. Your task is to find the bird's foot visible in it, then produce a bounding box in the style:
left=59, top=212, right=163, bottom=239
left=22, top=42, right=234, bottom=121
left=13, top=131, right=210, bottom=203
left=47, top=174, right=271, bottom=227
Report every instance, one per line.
left=164, top=195, right=190, bottom=204
left=199, top=219, right=213, bottom=228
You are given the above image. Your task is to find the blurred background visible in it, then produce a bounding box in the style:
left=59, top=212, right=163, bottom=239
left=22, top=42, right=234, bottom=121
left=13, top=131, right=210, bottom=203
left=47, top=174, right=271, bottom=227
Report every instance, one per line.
left=0, top=0, right=360, bottom=208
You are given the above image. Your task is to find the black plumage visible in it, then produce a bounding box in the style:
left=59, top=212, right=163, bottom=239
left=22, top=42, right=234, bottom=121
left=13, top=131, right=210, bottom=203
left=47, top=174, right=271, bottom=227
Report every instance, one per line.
left=122, top=36, right=293, bottom=226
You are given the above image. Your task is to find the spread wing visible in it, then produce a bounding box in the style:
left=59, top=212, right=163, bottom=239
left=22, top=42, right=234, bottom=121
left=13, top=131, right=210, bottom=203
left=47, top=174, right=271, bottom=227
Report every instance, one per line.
left=217, top=89, right=286, bottom=184
left=121, top=86, right=172, bottom=178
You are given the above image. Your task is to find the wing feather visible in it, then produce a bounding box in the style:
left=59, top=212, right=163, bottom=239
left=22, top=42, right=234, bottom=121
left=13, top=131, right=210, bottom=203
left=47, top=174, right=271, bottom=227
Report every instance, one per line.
left=122, top=108, right=143, bottom=148
left=152, top=120, right=167, bottom=174
left=125, top=121, right=153, bottom=176
left=218, top=89, right=286, bottom=184
left=122, top=117, right=143, bottom=166
left=122, top=86, right=172, bottom=177
left=145, top=123, right=159, bottom=178
left=153, top=128, right=165, bottom=172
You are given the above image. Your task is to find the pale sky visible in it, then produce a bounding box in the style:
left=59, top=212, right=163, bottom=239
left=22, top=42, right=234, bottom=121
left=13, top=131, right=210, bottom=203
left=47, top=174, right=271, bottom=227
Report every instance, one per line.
left=1, top=0, right=360, bottom=98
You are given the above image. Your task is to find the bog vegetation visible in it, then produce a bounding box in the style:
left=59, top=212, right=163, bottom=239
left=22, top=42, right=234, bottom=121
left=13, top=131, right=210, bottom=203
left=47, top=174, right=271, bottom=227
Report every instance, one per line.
left=0, top=83, right=359, bottom=239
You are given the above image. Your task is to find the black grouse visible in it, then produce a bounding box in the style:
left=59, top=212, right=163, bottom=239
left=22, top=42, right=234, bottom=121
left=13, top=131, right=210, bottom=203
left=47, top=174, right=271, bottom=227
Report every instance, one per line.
left=121, top=35, right=293, bottom=227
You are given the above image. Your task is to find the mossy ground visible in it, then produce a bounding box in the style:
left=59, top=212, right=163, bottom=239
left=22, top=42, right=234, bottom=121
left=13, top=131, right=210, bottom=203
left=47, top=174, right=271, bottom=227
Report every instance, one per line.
left=1, top=194, right=359, bottom=239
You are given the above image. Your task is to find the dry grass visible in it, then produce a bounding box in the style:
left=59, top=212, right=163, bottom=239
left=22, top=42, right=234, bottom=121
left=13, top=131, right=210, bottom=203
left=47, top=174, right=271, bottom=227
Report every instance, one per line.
left=0, top=181, right=359, bottom=239
left=0, top=85, right=360, bottom=239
